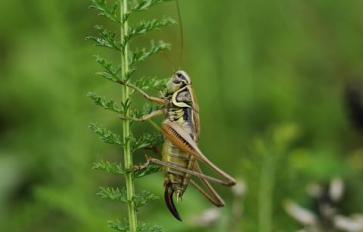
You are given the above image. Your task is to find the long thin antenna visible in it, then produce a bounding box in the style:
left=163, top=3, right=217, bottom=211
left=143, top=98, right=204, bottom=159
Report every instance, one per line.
left=175, top=0, right=184, bottom=69
left=161, top=52, right=177, bottom=72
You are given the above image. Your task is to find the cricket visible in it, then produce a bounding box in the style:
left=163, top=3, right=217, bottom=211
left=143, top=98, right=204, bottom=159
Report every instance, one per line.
left=119, top=71, right=236, bottom=221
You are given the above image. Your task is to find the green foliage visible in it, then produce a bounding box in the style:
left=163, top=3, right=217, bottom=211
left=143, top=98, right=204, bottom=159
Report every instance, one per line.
left=97, top=186, right=158, bottom=209
left=133, top=191, right=159, bottom=209
left=87, top=25, right=121, bottom=51
left=98, top=187, right=128, bottom=202
left=88, top=0, right=175, bottom=231
left=129, top=40, right=170, bottom=67
left=134, top=77, right=168, bottom=92
left=90, top=0, right=120, bottom=23
left=92, top=160, right=125, bottom=175
left=108, top=220, right=163, bottom=232
left=95, top=55, right=122, bottom=83
left=130, top=133, right=163, bottom=152
left=127, top=18, right=176, bottom=43
left=89, top=123, right=123, bottom=145
left=3, top=0, right=363, bottom=232
left=126, top=0, right=174, bottom=19
left=108, top=220, right=130, bottom=232
left=88, top=93, right=124, bottom=114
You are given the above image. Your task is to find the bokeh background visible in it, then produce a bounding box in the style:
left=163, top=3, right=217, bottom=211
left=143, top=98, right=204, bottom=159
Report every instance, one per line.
left=1, top=0, right=363, bottom=231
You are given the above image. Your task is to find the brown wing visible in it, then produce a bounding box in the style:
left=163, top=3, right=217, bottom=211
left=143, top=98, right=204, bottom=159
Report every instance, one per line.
left=161, top=121, right=236, bottom=186
left=187, top=85, right=201, bottom=142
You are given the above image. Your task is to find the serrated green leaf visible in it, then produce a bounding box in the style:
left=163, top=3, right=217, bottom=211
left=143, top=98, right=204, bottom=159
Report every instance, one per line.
left=126, top=17, right=176, bottom=42
left=127, top=0, right=174, bottom=19
left=98, top=187, right=128, bottom=203
left=90, top=0, right=120, bottom=22
left=130, top=133, right=163, bottom=152
left=108, top=220, right=128, bottom=232
left=107, top=220, right=163, bottom=232
left=86, top=25, right=121, bottom=51
left=134, top=190, right=159, bottom=209
left=92, top=160, right=125, bottom=175
left=95, top=55, right=121, bottom=82
left=88, top=92, right=124, bottom=114
left=138, top=223, right=163, bottom=232
left=134, top=77, right=168, bottom=92
left=129, top=40, right=170, bottom=66
left=89, top=123, right=123, bottom=145
left=97, top=186, right=159, bottom=209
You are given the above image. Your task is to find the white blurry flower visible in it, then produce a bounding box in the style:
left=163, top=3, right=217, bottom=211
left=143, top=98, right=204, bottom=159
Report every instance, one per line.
left=231, top=179, right=247, bottom=197
left=190, top=208, right=221, bottom=227
left=334, top=215, right=363, bottom=232
left=284, top=200, right=318, bottom=226
left=330, top=178, right=344, bottom=202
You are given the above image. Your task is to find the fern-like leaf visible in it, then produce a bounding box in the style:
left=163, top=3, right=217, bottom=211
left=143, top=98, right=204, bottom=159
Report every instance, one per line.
left=95, top=55, right=122, bottom=82
left=134, top=191, right=159, bottom=209
left=89, top=123, right=123, bottom=145
left=130, top=133, right=163, bottom=152
left=98, top=187, right=128, bottom=202
left=126, top=18, right=176, bottom=43
left=108, top=221, right=163, bottom=232
left=87, top=25, right=121, bottom=51
left=108, top=220, right=129, bottom=232
left=128, top=0, right=174, bottom=17
left=88, top=92, right=124, bottom=114
left=90, top=0, right=120, bottom=22
left=129, top=40, right=170, bottom=67
left=92, top=160, right=125, bottom=175
left=138, top=223, right=163, bottom=232
left=134, top=77, right=168, bottom=92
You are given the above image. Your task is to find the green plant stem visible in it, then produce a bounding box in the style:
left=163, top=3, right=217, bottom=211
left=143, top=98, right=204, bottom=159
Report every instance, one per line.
left=120, top=0, right=138, bottom=231
left=258, top=154, right=276, bottom=232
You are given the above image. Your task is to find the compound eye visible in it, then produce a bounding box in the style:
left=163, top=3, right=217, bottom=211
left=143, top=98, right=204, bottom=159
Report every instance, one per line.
left=173, top=78, right=181, bottom=84
left=173, top=73, right=184, bottom=84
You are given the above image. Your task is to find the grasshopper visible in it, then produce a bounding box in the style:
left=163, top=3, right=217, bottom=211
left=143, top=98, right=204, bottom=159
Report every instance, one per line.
left=120, top=71, right=236, bottom=221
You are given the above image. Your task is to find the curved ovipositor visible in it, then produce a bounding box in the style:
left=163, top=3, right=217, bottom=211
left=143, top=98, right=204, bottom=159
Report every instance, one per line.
left=164, top=183, right=182, bottom=221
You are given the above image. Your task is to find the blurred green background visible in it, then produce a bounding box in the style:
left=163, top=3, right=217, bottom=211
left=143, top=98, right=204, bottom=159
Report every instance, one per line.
left=1, top=0, right=363, bottom=231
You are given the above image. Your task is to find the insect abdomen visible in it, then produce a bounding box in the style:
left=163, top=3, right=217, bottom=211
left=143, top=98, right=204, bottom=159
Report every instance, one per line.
left=162, top=140, right=195, bottom=195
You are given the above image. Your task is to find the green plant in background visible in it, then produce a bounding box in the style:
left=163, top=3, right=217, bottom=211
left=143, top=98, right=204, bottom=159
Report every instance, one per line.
left=2, top=0, right=363, bottom=231
left=257, top=125, right=300, bottom=232
left=241, top=124, right=301, bottom=232
left=87, top=0, right=175, bottom=231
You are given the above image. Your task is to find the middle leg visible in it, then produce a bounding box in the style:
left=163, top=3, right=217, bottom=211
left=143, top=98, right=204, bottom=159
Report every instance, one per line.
left=118, top=80, right=168, bottom=105
left=120, top=109, right=166, bottom=122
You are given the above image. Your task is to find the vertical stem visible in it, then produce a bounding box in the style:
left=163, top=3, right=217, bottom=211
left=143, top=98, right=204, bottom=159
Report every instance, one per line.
left=120, top=0, right=138, bottom=231
left=258, top=154, right=276, bottom=232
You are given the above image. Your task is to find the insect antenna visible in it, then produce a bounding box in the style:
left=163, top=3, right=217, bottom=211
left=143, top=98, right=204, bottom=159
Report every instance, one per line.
left=161, top=52, right=177, bottom=73
left=160, top=0, right=185, bottom=73
left=176, top=0, right=184, bottom=69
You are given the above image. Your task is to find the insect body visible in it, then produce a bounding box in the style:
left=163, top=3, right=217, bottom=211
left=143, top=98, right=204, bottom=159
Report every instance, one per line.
left=163, top=72, right=200, bottom=220
left=121, top=71, right=236, bottom=221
